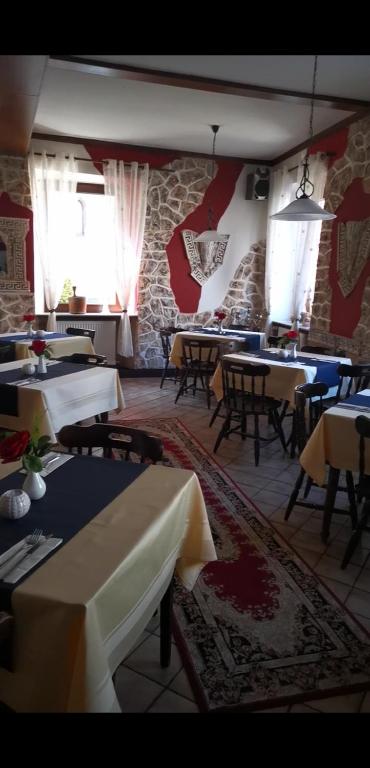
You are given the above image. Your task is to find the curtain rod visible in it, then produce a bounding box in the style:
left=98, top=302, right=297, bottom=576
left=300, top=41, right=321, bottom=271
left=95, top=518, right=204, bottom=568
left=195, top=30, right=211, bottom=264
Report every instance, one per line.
left=288, top=151, right=336, bottom=174
left=30, top=152, right=175, bottom=172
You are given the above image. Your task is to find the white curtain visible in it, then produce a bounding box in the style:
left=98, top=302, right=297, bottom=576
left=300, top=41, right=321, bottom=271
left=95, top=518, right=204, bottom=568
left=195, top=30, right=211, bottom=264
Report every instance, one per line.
left=265, top=152, right=329, bottom=330
left=103, top=160, right=149, bottom=357
left=28, top=152, right=78, bottom=330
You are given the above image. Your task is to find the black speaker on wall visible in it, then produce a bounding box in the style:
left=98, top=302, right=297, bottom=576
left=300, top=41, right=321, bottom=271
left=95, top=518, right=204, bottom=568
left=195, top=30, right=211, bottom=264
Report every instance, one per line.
left=246, top=167, right=270, bottom=200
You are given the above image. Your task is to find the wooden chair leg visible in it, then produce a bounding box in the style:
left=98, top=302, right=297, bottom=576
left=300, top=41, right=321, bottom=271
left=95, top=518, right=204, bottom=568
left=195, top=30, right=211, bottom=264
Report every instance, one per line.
left=341, top=500, right=370, bottom=569
left=272, top=408, right=287, bottom=453
left=303, top=476, right=313, bottom=499
left=345, top=470, right=358, bottom=529
left=160, top=360, right=169, bottom=388
left=285, top=467, right=305, bottom=520
left=254, top=414, right=260, bottom=466
left=209, top=399, right=222, bottom=427
left=321, top=466, right=340, bottom=543
left=214, top=412, right=232, bottom=453
left=160, top=578, right=173, bottom=668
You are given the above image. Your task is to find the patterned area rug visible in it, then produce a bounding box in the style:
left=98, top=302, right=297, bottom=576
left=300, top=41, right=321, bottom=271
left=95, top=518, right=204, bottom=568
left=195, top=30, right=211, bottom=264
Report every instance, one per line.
left=110, top=416, right=370, bottom=712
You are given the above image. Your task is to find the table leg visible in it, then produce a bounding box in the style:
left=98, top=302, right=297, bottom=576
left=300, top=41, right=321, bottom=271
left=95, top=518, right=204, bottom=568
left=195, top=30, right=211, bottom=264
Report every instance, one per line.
left=321, top=466, right=340, bottom=543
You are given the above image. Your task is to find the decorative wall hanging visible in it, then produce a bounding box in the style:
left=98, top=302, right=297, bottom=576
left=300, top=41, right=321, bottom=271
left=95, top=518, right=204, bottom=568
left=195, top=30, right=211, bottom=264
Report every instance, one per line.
left=182, top=229, right=230, bottom=286
left=337, top=217, right=370, bottom=297
left=0, top=216, right=30, bottom=292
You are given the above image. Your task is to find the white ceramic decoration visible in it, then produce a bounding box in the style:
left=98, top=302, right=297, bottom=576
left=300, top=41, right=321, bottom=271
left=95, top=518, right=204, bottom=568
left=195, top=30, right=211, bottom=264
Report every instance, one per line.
left=286, top=343, right=297, bottom=358
left=36, top=330, right=45, bottom=338
left=22, top=362, right=36, bottom=376
left=22, top=472, right=46, bottom=500
left=0, top=489, right=31, bottom=519
left=278, top=348, right=289, bottom=358
left=37, top=356, right=47, bottom=374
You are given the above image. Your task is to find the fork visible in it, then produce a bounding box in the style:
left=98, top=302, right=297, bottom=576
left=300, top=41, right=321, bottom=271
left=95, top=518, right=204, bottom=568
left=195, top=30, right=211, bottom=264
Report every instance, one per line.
left=0, top=529, right=43, bottom=579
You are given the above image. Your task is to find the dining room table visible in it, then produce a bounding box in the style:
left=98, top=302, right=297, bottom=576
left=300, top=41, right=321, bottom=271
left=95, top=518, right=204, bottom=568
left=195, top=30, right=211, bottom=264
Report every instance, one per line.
left=0, top=453, right=217, bottom=712
left=210, top=348, right=352, bottom=407
left=299, top=389, right=370, bottom=541
left=169, top=328, right=266, bottom=369
left=0, top=358, right=125, bottom=441
left=0, top=331, right=95, bottom=361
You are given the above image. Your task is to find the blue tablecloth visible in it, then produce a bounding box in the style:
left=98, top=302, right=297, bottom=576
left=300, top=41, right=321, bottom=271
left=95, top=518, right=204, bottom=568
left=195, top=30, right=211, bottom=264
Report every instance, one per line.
left=0, top=333, right=68, bottom=345
left=0, top=455, right=148, bottom=610
left=250, top=350, right=340, bottom=388
left=0, top=361, right=96, bottom=386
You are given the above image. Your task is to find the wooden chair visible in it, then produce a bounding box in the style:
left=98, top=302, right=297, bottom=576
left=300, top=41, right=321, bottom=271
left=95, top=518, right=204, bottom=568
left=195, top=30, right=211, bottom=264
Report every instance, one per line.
left=267, top=335, right=281, bottom=348
left=301, top=345, right=331, bottom=355
left=284, top=383, right=357, bottom=536
left=159, top=329, right=175, bottom=388
left=312, top=362, right=370, bottom=418
left=213, top=359, right=286, bottom=465
left=58, top=423, right=164, bottom=463
left=209, top=342, right=251, bottom=427
left=0, top=344, right=15, bottom=363
left=57, top=352, right=107, bottom=366
left=66, top=326, right=96, bottom=343
left=341, top=415, right=370, bottom=569
left=175, top=338, right=221, bottom=409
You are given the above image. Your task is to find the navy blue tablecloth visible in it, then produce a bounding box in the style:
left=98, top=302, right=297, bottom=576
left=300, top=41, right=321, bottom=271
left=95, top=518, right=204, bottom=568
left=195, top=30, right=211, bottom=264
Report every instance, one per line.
left=191, top=329, right=261, bottom=351
left=250, top=350, right=340, bottom=388
left=0, top=455, right=148, bottom=610
left=0, top=361, right=96, bottom=386
left=0, top=333, right=68, bottom=344
left=339, top=393, right=370, bottom=407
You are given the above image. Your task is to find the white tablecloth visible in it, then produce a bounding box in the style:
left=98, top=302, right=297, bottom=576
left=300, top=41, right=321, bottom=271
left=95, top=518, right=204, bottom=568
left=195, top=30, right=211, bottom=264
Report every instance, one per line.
left=170, top=330, right=266, bottom=369
left=0, top=359, right=125, bottom=441
left=0, top=460, right=217, bottom=712
left=210, top=350, right=351, bottom=407
left=300, top=388, right=370, bottom=486
left=0, top=333, right=94, bottom=360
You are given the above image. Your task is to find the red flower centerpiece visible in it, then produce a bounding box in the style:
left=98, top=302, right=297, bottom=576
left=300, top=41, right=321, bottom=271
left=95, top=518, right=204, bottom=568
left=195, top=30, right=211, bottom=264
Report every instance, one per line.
left=30, top=339, right=51, bottom=374
left=214, top=310, right=227, bottom=332
left=23, top=313, right=36, bottom=338
left=0, top=428, right=53, bottom=473
left=277, top=330, right=299, bottom=348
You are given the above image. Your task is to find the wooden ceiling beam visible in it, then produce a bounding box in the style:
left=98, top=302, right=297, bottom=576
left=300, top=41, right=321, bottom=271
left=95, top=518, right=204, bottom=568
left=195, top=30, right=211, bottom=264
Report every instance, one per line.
left=48, top=55, right=370, bottom=113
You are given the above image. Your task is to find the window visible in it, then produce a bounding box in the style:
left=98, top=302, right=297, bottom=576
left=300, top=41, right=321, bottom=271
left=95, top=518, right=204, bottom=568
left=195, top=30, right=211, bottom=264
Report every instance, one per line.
left=42, top=189, right=119, bottom=311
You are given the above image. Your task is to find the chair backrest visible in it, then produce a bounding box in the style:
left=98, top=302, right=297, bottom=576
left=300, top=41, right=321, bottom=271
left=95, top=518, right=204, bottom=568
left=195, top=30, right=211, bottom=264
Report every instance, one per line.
left=221, top=358, right=270, bottom=411
left=294, top=381, right=329, bottom=454
left=182, top=339, right=220, bottom=369
left=267, top=335, right=281, bottom=348
left=337, top=363, right=370, bottom=400
left=301, top=345, right=330, bottom=355
left=159, top=330, right=172, bottom=360
left=66, top=326, right=96, bottom=342
left=57, top=353, right=107, bottom=365
left=0, top=344, right=15, bottom=363
left=224, top=339, right=250, bottom=355
left=58, top=423, right=164, bottom=463
left=228, top=324, right=248, bottom=331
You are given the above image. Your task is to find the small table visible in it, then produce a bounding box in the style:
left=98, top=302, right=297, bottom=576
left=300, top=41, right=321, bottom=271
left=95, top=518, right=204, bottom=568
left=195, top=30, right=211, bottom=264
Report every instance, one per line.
left=0, top=455, right=216, bottom=712
left=170, top=329, right=266, bottom=369
left=0, top=332, right=94, bottom=360
left=0, top=359, right=125, bottom=441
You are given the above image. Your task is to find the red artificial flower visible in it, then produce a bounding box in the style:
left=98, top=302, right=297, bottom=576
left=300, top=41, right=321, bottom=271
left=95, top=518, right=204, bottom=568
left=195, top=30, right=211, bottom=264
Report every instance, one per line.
left=0, top=431, right=30, bottom=463
left=30, top=339, right=46, bottom=356
left=215, top=311, right=226, bottom=320
left=286, top=330, right=298, bottom=339
left=23, top=314, right=35, bottom=322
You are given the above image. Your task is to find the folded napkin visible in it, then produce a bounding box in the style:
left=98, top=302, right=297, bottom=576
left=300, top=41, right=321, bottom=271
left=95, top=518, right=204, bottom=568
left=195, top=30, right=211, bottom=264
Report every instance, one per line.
left=19, top=452, right=74, bottom=476
left=336, top=403, right=370, bottom=413
left=0, top=537, right=63, bottom=584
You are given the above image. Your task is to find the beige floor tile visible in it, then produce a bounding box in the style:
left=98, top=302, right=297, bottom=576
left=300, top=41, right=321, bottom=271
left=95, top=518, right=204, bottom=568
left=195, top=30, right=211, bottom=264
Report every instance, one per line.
left=321, top=577, right=352, bottom=602
left=308, top=693, right=364, bottom=713
left=345, top=588, right=370, bottom=619
left=114, top=666, right=164, bottom=713
left=124, top=633, right=183, bottom=686
left=315, top=555, right=361, bottom=586
left=168, top=669, right=197, bottom=701
left=148, top=689, right=199, bottom=713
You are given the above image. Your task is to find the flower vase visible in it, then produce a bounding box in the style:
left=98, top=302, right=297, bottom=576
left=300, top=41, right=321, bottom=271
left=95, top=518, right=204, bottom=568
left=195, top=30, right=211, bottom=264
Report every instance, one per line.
left=26, top=321, right=33, bottom=339
left=22, top=471, right=46, bottom=500
left=37, top=355, right=47, bottom=374
left=287, top=343, right=297, bottom=359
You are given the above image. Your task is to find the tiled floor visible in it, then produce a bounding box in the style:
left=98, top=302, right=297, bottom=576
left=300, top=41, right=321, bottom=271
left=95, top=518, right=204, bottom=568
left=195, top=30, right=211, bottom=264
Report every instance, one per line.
left=111, top=376, right=370, bottom=713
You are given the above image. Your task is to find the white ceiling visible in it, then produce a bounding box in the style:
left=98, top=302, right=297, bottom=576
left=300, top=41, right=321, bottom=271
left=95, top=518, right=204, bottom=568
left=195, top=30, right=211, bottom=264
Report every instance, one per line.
left=33, top=55, right=370, bottom=161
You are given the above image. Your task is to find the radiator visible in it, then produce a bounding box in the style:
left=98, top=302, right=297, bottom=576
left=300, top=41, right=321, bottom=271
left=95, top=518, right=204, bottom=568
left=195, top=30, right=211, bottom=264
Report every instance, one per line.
left=56, top=320, right=117, bottom=364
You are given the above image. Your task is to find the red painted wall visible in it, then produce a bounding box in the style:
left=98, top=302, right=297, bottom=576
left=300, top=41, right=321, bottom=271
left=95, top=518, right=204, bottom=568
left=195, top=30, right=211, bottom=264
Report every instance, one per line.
left=166, top=160, right=243, bottom=312
left=0, top=192, right=34, bottom=291
left=329, top=178, right=370, bottom=337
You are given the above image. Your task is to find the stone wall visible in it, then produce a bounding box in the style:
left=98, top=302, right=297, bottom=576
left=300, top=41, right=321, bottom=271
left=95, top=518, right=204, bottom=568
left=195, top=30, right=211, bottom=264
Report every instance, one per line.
left=0, top=156, right=34, bottom=331
left=137, top=158, right=266, bottom=368
left=310, top=116, right=370, bottom=360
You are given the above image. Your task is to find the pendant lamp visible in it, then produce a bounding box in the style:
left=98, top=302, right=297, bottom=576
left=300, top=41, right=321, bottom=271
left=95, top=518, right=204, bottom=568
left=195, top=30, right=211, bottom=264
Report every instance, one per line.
left=194, top=125, right=229, bottom=242
left=270, top=55, right=336, bottom=222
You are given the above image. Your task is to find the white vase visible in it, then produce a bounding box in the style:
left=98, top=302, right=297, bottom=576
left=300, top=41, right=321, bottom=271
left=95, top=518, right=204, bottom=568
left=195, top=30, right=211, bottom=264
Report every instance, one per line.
left=37, top=356, right=47, bottom=374
left=286, top=342, right=297, bottom=358
left=278, top=348, right=289, bottom=358
left=22, top=471, right=46, bottom=500
left=0, top=489, right=31, bottom=519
